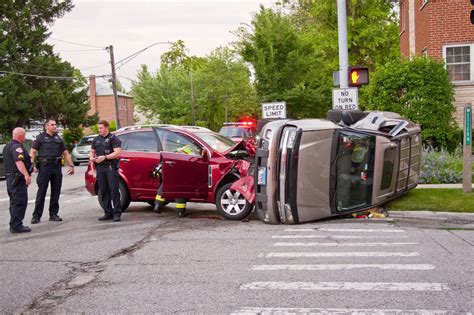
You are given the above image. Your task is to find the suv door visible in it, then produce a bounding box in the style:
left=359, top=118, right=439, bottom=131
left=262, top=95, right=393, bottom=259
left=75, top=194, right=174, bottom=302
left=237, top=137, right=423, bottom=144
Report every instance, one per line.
left=119, top=130, right=161, bottom=199
left=160, top=131, right=209, bottom=200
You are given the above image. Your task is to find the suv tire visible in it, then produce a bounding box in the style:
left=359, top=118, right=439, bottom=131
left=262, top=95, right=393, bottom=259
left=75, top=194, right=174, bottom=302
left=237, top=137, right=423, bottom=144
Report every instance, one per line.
left=98, top=180, right=131, bottom=212
left=215, top=182, right=252, bottom=220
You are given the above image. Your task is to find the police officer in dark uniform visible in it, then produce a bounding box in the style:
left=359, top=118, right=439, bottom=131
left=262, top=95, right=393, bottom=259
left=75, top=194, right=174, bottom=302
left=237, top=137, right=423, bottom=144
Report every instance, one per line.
left=30, top=119, right=75, bottom=224
left=89, top=119, right=122, bottom=222
left=3, top=128, right=32, bottom=233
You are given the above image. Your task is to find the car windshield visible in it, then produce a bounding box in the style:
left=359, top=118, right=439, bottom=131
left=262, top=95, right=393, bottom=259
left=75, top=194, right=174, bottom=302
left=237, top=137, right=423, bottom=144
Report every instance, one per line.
left=219, top=127, right=250, bottom=138
left=196, top=132, right=236, bottom=153
left=78, top=137, right=95, bottom=146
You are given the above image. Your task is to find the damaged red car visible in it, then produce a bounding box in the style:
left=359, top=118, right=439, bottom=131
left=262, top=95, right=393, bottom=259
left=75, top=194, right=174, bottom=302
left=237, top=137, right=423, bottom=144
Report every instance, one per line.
left=85, top=125, right=255, bottom=220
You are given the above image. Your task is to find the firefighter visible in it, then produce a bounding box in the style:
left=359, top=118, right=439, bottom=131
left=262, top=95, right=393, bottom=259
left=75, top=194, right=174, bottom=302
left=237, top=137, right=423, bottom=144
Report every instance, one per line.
left=3, top=128, right=32, bottom=233
left=30, top=119, right=74, bottom=224
left=89, top=119, right=122, bottom=222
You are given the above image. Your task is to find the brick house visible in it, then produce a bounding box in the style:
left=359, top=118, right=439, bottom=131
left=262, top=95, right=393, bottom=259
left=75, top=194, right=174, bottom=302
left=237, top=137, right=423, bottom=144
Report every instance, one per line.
left=399, top=0, right=474, bottom=125
left=88, top=75, right=134, bottom=128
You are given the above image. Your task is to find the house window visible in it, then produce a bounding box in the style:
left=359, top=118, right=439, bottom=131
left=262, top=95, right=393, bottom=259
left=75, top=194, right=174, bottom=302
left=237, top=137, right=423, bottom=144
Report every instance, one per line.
left=445, top=45, right=471, bottom=82
left=400, top=0, right=406, bottom=34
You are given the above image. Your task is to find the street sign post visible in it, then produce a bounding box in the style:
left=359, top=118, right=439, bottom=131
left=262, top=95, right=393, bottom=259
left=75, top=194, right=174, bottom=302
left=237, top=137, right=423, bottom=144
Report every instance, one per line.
left=332, top=88, right=358, bottom=110
left=463, top=104, right=472, bottom=193
left=262, top=102, right=287, bottom=119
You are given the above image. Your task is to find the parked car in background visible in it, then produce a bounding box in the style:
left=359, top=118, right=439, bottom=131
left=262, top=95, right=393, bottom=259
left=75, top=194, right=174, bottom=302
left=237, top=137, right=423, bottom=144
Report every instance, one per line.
left=233, top=110, right=421, bottom=224
left=85, top=125, right=255, bottom=220
left=219, top=120, right=258, bottom=143
left=72, top=134, right=97, bottom=166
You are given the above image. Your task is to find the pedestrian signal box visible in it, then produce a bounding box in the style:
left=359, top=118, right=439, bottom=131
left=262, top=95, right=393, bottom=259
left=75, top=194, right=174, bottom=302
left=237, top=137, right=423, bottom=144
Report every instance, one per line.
left=349, top=67, right=369, bottom=87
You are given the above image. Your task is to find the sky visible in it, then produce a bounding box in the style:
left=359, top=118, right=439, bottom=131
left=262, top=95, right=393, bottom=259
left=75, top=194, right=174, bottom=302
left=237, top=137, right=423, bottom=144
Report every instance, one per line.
left=47, top=0, right=275, bottom=90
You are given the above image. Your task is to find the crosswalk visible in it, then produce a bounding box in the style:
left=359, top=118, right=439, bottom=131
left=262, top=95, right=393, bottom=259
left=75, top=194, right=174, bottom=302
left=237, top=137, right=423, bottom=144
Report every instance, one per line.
left=232, top=223, right=456, bottom=315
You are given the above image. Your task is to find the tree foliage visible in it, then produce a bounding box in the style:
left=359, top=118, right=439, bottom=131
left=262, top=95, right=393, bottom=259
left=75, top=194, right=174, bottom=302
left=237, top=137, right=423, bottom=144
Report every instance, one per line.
left=132, top=43, right=258, bottom=130
left=234, top=1, right=400, bottom=119
left=362, top=57, right=460, bottom=150
left=0, top=0, right=90, bottom=138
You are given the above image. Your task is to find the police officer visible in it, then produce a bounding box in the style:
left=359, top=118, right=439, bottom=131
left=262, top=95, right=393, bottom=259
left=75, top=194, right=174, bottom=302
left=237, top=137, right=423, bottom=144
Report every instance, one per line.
left=3, top=128, right=32, bottom=233
left=30, top=119, right=75, bottom=224
left=89, top=119, right=122, bottom=222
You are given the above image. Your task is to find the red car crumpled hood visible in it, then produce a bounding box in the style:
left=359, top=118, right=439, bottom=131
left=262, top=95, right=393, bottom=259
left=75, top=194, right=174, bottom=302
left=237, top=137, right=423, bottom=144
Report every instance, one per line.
left=222, top=139, right=256, bottom=157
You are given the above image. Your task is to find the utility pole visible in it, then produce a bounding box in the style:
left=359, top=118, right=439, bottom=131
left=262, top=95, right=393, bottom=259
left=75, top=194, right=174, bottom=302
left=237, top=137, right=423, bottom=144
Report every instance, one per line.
left=108, top=45, right=121, bottom=129
left=189, top=71, right=196, bottom=125
left=337, top=0, right=349, bottom=88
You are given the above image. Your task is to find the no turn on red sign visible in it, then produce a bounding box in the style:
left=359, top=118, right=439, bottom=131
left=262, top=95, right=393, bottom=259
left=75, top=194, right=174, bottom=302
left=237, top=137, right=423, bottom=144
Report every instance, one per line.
left=332, top=88, right=359, bottom=110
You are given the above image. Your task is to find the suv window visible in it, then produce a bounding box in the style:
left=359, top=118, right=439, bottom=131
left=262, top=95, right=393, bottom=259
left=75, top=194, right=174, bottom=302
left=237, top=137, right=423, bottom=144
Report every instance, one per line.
left=162, top=131, right=202, bottom=156
left=125, top=131, right=158, bottom=152
left=78, top=136, right=95, bottom=146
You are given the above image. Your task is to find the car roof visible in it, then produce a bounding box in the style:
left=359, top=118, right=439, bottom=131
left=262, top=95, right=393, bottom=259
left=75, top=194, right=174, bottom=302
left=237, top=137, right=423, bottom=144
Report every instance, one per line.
left=115, top=125, right=213, bottom=135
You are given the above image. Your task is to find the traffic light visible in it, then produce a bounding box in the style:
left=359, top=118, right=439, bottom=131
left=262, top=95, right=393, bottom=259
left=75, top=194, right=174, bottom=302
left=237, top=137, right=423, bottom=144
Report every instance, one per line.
left=471, top=0, right=474, bottom=24
left=348, top=67, right=369, bottom=87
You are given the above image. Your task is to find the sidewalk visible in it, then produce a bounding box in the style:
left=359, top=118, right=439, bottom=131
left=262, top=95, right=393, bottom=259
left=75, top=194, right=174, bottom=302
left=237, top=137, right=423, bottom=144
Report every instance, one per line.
left=388, top=210, right=474, bottom=227
left=416, top=183, right=474, bottom=189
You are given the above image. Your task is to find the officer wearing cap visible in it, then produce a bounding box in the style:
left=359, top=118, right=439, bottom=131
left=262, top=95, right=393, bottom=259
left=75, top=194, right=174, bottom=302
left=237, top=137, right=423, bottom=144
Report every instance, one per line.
left=3, top=127, right=32, bottom=233
left=89, top=119, right=122, bottom=222
left=30, top=119, right=75, bottom=224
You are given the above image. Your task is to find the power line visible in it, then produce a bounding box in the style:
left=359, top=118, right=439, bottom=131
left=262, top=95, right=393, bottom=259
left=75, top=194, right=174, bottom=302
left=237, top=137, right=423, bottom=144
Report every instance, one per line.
left=0, top=70, right=109, bottom=81
left=82, top=62, right=111, bottom=71
left=114, top=41, right=173, bottom=70
left=49, top=37, right=105, bottom=49
left=56, top=48, right=106, bottom=52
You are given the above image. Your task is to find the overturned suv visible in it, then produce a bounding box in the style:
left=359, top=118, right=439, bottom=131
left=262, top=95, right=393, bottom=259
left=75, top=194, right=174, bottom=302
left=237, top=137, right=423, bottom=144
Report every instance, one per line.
left=250, top=110, right=421, bottom=224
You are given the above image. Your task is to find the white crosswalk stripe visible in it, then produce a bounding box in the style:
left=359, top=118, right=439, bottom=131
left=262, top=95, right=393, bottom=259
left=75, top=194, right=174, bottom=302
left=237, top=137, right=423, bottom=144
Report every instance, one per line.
left=251, top=264, right=435, bottom=271
left=231, top=307, right=454, bottom=315
left=240, top=281, right=449, bottom=291
left=284, top=228, right=406, bottom=233
left=273, top=242, right=418, bottom=247
left=272, top=234, right=408, bottom=239
left=264, top=251, right=420, bottom=258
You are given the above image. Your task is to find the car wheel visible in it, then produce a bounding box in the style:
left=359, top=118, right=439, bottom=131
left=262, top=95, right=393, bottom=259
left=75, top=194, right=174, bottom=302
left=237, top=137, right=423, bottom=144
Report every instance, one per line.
left=98, top=180, right=131, bottom=212
left=73, top=162, right=80, bottom=166
left=215, top=182, right=252, bottom=220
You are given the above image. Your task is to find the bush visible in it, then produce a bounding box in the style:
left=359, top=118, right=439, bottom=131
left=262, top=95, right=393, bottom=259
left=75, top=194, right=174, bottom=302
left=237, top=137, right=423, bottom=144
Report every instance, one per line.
left=62, top=127, right=84, bottom=152
left=362, top=57, right=461, bottom=151
left=419, top=145, right=463, bottom=184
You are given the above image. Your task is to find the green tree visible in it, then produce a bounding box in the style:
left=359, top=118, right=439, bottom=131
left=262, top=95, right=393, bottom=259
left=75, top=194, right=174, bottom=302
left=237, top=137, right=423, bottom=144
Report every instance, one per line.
left=132, top=42, right=258, bottom=130
left=0, top=0, right=90, bottom=137
left=234, top=1, right=400, bottom=118
left=193, top=47, right=258, bottom=130
left=362, top=57, right=460, bottom=150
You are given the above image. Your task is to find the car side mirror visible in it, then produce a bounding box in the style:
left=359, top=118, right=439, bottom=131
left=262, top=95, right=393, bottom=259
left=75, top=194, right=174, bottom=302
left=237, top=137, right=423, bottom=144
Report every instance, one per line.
left=202, top=149, right=209, bottom=161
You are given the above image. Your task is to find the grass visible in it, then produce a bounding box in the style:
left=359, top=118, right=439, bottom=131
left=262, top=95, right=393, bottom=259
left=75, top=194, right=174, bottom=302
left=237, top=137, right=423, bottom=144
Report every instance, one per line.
left=386, top=189, right=474, bottom=213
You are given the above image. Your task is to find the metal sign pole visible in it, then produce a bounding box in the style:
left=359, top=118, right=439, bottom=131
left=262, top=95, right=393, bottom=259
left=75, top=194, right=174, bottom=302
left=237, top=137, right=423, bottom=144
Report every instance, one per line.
left=463, top=103, right=472, bottom=193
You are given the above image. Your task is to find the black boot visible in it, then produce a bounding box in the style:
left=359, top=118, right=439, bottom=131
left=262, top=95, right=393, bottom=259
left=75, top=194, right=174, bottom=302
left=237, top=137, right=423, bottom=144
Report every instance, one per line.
left=177, top=210, right=187, bottom=218
left=154, top=201, right=162, bottom=214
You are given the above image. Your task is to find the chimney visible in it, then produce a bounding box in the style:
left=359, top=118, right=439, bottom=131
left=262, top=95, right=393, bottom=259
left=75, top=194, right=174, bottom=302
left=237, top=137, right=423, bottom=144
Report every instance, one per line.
left=88, top=75, right=97, bottom=115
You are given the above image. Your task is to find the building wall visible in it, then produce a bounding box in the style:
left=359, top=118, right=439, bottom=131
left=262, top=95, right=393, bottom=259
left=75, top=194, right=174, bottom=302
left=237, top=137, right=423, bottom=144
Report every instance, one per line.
left=399, top=0, right=410, bottom=57
left=415, top=0, right=428, bottom=54
left=95, top=96, right=135, bottom=128
left=427, top=0, right=474, bottom=59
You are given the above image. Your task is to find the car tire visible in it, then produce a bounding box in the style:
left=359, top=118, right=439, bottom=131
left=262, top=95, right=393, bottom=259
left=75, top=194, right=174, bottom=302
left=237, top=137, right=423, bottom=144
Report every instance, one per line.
left=215, top=182, right=252, bottom=220
left=98, top=180, right=131, bottom=212
left=73, top=162, right=80, bottom=166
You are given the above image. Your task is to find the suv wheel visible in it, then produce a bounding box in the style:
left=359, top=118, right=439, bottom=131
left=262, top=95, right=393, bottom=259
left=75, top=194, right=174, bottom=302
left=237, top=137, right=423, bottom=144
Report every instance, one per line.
left=98, top=180, right=131, bottom=212
left=215, top=182, right=252, bottom=220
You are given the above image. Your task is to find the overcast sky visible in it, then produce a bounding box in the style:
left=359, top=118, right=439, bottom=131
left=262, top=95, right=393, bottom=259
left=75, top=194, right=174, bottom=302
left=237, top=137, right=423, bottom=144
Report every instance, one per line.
left=47, top=0, right=275, bottom=90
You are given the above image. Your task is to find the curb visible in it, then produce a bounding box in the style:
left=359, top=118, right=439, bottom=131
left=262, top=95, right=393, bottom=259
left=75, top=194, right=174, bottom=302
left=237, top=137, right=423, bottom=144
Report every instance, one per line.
left=388, top=210, right=474, bottom=225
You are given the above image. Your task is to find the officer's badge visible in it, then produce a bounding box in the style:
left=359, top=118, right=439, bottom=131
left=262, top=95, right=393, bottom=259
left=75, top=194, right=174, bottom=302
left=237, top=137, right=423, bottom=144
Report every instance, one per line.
left=18, top=154, right=24, bottom=159
left=15, top=147, right=23, bottom=153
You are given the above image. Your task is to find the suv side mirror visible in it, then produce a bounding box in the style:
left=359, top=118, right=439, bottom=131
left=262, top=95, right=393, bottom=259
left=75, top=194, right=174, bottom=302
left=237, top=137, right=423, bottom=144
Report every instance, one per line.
left=202, top=149, right=209, bottom=161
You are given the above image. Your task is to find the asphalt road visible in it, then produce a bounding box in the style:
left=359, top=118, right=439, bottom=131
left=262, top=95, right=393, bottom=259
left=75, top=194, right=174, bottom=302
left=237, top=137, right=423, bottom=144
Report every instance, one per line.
left=0, top=166, right=473, bottom=314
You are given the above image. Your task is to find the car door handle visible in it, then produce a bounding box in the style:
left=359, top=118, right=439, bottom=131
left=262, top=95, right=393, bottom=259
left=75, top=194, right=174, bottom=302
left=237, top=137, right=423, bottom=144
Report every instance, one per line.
left=165, top=161, right=176, bottom=165
left=120, top=158, right=130, bottom=163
